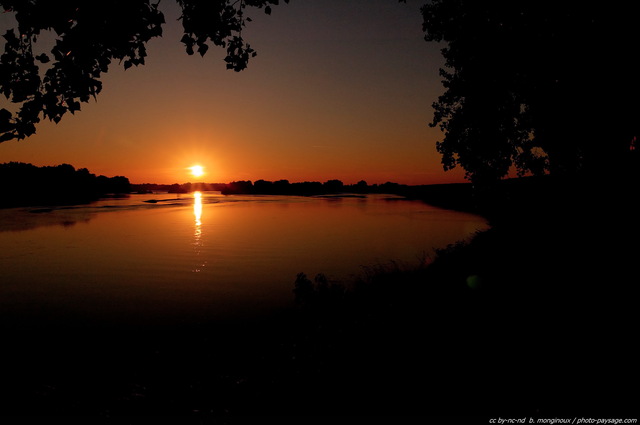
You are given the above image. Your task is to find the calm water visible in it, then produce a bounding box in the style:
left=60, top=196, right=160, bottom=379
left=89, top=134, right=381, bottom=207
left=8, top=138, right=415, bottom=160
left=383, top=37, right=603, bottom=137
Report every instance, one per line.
left=0, top=192, right=488, bottom=327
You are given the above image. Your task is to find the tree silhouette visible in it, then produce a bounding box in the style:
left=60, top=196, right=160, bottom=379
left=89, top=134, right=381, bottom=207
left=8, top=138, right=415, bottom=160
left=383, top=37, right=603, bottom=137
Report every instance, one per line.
left=0, top=0, right=287, bottom=142
left=422, top=2, right=638, bottom=183
left=0, top=161, right=130, bottom=207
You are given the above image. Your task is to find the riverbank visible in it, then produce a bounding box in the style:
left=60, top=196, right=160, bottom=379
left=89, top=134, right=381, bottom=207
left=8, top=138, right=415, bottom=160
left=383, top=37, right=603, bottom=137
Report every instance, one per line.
left=276, top=174, right=638, bottom=417
left=1, top=174, right=637, bottom=420
left=0, top=162, right=131, bottom=208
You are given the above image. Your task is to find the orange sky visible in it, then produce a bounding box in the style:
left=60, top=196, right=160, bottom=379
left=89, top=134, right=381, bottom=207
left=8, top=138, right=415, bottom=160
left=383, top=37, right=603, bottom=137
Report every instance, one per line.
left=0, top=0, right=467, bottom=185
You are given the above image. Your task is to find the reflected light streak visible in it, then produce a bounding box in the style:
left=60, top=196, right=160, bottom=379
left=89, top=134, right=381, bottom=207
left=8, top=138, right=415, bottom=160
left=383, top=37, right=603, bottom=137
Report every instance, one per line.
left=192, top=191, right=204, bottom=273
left=194, top=191, right=203, bottom=228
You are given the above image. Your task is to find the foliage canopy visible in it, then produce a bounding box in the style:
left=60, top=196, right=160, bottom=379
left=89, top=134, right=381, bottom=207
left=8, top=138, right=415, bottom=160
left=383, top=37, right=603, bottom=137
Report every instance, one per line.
left=0, top=0, right=287, bottom=142
left=422, top=1, right=638, bottom=182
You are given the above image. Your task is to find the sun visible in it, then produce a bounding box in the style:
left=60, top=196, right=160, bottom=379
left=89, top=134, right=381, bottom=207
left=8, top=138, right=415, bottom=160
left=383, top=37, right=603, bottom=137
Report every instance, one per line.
left=189, top=165, right=205, bottom=178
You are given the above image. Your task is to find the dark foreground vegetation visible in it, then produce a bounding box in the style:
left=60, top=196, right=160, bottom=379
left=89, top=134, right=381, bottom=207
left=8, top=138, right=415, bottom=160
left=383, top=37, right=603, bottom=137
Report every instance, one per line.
left=0, top=162, right=130, bottom=208
left=1, top=172, right=637, bottom=422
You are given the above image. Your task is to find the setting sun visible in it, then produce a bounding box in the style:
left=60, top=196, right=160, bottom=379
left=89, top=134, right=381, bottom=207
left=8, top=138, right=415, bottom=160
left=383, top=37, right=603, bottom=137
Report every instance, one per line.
left=189, top=165, right=205, bottom=178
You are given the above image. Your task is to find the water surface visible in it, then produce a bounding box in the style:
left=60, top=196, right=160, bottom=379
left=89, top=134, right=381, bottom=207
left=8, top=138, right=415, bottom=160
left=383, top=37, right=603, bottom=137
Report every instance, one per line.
left=0, top=192, right=489, bottom=327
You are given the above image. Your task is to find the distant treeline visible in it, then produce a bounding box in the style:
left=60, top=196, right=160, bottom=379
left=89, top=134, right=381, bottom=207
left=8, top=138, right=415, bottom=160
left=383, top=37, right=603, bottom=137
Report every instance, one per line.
left=132, top=179, right=410, bottom=196
left=131, top=179, right=484, bottom=212
left=131, top=182, right=227, bottom=194
left=211, top=179, right=481, bottom=212
left=221, top=179, right=410, bottom=196
left=0, top=162, right=131, bottom=208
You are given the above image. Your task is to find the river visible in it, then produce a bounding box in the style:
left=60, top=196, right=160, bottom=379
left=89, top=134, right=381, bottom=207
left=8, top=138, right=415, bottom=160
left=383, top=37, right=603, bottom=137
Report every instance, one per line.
left=0, top=191, right=488, bottom=328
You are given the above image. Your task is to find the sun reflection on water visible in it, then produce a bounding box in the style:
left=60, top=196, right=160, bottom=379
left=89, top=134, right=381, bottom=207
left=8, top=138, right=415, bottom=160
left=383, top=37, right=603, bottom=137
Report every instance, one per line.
left=194, top=191, right=203, bottom=228
left=193, top=191, right=204, bottom=272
